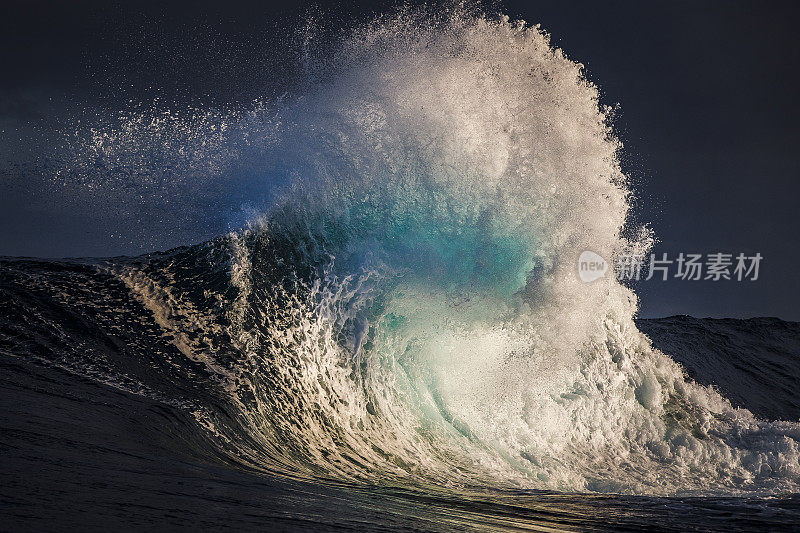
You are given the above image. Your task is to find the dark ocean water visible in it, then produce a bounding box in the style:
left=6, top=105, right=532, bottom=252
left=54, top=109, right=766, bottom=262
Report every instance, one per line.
left=1, top=255, right=799, bottom=532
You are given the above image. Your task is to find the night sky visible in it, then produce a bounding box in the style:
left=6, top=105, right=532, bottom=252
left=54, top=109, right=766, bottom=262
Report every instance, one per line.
left=1, top=0, right=799, bottom=320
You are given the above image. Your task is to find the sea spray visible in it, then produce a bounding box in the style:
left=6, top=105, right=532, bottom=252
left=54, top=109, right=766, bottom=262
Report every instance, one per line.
left=53, top=5, right=800, bottom=495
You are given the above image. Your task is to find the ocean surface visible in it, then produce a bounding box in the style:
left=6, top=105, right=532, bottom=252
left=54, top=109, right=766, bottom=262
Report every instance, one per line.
left=2, top=6, right=799, bottom=531
left=1, top=255, right=799, bottom=532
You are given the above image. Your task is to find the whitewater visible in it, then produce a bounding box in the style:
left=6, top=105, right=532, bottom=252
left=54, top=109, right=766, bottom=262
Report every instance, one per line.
left=2, top=5, right=800, bottom=531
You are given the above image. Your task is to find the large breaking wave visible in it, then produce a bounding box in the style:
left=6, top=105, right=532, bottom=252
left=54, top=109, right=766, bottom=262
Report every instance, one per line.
left=35, top=5, right=800, bottom=496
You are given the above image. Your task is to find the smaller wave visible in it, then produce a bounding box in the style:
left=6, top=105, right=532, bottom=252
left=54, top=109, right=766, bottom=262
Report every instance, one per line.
left=638, top=316, right=800, bottom=422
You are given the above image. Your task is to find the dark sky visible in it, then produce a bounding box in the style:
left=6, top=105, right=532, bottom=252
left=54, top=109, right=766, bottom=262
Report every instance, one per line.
left=1, top=0, right=799, bottom=320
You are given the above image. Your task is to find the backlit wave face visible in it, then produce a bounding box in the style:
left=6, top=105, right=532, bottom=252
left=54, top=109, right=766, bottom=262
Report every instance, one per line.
left=67, top=6, right=800, bottom=495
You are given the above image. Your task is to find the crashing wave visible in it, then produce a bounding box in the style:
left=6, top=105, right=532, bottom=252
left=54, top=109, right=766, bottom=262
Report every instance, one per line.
left=38, top=5, right=800, bottom=496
